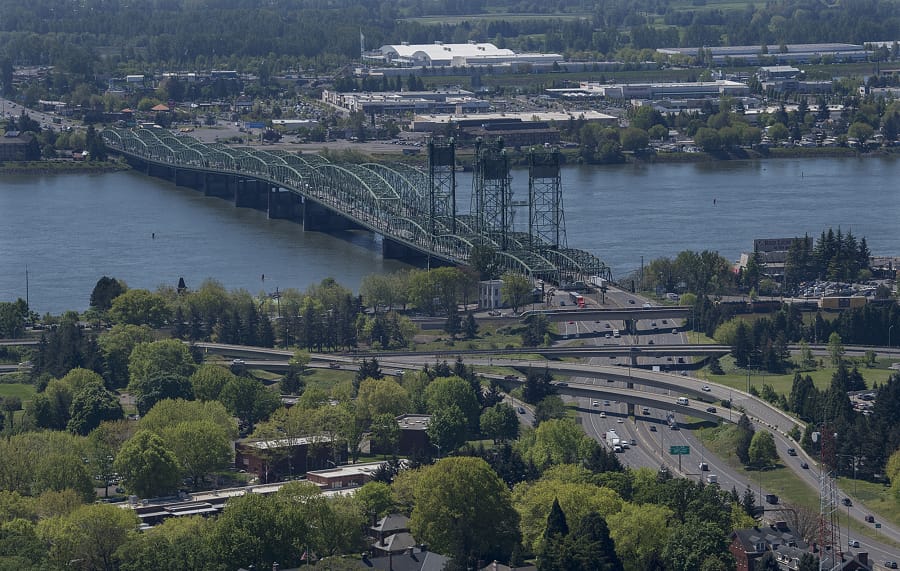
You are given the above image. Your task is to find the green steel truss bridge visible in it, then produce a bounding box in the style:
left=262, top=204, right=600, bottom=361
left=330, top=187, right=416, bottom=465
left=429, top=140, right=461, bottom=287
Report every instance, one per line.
left=101, top=127, right=611, bottom=282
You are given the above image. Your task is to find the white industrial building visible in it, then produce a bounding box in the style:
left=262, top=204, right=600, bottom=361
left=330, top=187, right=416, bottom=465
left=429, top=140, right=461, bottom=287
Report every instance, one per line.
left=368, top=41, right=562, bottom=68
left=576, top=80, right=750, bottom=99
left=657, top=43, right=868, bottom=65
left=321, top=89, right=490, bottom=115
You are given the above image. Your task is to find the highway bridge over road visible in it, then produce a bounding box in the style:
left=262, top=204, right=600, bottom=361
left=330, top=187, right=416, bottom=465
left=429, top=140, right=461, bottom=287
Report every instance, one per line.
left=101, top=127, right=612, bottom=283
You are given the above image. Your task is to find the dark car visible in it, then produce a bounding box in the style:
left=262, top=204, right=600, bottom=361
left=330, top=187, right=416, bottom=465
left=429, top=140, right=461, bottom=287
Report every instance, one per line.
left=865, top=514, right=875, bottom=523
left=628, top=299, right=635, bottom=304
left=649, top=425, right=657, bottom=432
left=706, top=407, right=717, bottom=413
left=787, top=448, right=797, bottom=456
left=800, top=461, right=809, bottom=469
left=841, top=497, right=852, bottom=507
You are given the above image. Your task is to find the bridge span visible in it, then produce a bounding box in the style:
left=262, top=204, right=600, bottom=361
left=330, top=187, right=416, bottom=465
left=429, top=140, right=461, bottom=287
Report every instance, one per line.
left=100, top=127, right=611, bottom=283
left=519, top=306, right=692, bottom=323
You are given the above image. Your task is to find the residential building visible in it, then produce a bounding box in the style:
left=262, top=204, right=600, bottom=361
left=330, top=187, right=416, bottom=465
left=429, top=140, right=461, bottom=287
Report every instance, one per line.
left=480, top=279, right=504, bottom=310
left=0, top=131, right=37, bottom=161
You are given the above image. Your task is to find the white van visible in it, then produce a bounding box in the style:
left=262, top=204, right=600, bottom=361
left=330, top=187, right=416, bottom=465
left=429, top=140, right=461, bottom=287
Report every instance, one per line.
left=612, top=329, right=620, bottom=338
left=677, top=397, right=689, bottom=406
left=707, top=474, right=718, bottom=484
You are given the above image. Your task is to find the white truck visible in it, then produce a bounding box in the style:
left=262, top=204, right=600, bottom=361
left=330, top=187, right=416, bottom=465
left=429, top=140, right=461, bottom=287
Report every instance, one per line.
left=606, top=430, right=622, bottom=449
left=590, top=275, right=608, bottom=288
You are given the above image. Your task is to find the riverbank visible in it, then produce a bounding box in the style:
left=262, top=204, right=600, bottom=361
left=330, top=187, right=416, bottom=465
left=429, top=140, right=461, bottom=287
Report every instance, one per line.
left=0, top=160, right=129, bottom=176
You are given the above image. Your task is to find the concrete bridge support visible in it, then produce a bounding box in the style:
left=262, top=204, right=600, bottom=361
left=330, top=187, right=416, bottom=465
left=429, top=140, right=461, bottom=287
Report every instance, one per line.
left=268, top=188, right=302, bottom=221
left=302, top=199, right=360, bottom=231
left=204, top=174, right=234, bottom=199
left=174, top=168, right=205, bottom=191
left=235, top=179, right=269, bottom=210
left=382, top=237, right=429, bottom=261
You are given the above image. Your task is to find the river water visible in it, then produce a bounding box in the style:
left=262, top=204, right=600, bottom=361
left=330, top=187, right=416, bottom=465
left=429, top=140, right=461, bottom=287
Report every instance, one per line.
left=1, top=156, right=898, bottom=314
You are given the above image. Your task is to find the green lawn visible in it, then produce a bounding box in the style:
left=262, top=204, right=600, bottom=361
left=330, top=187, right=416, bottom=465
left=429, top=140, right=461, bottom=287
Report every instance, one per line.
left=700, top=355, right=896, bottom=397
left=0, top=382, right=36, bottom=402
left=837, top=477, right=900, bottom=530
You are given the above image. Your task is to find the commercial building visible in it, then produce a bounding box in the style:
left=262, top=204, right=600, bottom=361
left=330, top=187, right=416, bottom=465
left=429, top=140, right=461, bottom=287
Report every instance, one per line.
left=480, top=279, right=504, bottom=310
left=234, top=436, right=344, bottom=483
left=368, top=41, right=561, bottom=68
left=658, top=43, right=869, bottom=65
left=321, top=89, right=490, bottom=116
left=0, top=131, right=37, bottom=161
left=738, top=237, right=813, bottom=280
left=575, top=80, right=750, bottom=100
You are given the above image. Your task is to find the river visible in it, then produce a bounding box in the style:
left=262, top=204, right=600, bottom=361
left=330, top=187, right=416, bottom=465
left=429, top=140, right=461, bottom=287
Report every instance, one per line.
left=1, top=156, right=898, bottom=314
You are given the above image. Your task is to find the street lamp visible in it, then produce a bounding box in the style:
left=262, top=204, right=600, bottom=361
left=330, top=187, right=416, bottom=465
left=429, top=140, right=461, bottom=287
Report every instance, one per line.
left=889, top=324, right=894, bottom=348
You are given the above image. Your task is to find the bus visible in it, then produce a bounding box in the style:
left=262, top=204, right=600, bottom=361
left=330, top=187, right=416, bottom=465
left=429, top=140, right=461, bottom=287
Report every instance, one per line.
left=569, top=291, right=585, bottom=308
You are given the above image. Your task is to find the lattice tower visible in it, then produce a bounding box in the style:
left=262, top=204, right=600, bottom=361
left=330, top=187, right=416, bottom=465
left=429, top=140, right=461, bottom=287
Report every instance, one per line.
left=427, top=136, right=457, bottom=235
left=527, top=146, right=565, bottom=250
left=817, top=426, right=842, bottom=571
left=471, top=138, right=512, bottom=250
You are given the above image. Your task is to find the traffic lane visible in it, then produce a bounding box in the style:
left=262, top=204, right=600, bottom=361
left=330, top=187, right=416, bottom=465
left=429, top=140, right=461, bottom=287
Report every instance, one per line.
left=579, top=401, right=660, bottom=470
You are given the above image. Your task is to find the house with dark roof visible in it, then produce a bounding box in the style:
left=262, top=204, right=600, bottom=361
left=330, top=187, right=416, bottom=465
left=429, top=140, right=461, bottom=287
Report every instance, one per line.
left=730, top=523, right=872, bottom=571
left=359, top=547, right=448, bottom=571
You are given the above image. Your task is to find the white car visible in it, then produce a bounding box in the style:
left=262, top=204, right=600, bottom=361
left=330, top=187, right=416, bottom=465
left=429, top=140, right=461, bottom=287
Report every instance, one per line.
left=599, top=412, right=606, bottom=418
left=702, top=385, right=711, bottom=392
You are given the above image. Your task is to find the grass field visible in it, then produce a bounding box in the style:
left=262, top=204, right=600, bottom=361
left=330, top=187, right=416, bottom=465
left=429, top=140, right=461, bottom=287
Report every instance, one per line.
left=700, top=354, right=897, bottom=397
left=0, top=382, right=36, bottom=402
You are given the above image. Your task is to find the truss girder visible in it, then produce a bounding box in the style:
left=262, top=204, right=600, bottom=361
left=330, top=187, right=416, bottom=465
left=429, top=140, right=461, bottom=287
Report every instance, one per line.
left=100, top=127, right=610, bottom=281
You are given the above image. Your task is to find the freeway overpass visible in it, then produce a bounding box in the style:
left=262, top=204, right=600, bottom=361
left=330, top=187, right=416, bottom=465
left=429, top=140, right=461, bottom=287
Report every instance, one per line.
left=519, top=306, right=692, bottom=323
left=194, top=341, right=730, bottom=362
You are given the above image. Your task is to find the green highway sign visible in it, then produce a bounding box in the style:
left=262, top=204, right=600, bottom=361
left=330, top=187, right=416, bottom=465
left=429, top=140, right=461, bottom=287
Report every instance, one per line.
left=875, top=523, right=881, bottom=529
left=669, top=446, right=690, bottom=455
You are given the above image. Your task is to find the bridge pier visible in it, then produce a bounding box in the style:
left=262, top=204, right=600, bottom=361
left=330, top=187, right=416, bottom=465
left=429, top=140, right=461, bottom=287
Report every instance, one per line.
left=174, top=168, right=204, bottom=190
left=382, top=237, right=429, bottom=261
left=268, top=188, right=302, bottom=221
left=204, top=174, right=234, bottom=199
left=302, top=199, right=359, bottom=231
left=235, top=179, right=269, bottom=210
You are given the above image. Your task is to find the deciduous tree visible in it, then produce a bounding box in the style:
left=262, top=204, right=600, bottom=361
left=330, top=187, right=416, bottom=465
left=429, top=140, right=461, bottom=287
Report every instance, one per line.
left=114, top=430, right=181, bottom=498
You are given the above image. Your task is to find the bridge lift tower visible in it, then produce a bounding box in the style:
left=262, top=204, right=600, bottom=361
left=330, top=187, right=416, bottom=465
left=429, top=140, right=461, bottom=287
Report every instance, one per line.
left=427, top=136, right=457, bottom=236
left=472, top=137, right=512, bottom=251
left=528, top=146, right=565, bottom=250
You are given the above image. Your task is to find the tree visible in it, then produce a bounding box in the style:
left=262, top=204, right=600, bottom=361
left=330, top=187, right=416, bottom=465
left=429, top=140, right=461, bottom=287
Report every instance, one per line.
left=501, top=272, right=532, bottom=312
left=119, top=516, right=215, bottom=571
left=767, top=122, right=790, bottom=143
left=114, top=430, right=181, bottom=498
left=189, top=364, right=235, bottom=402
left=620, top=127, right=649, bottom=152
left=219, top=376, right=280, bottom=431
left=410, top=457, right=520, bottom=566
left=135, top=373, right=194, bottom=416
left=607, top=502, right=673, bottom=571
left=109, top=289, right=171, bottom=327
left=67, top=383, right=124, bottom=436
left=735, top=413, right=755, bottom=465
left=90, top=276, right=126, bottom=311
left=847, top=121, right=874, bottom=144
left=463, top=312, right=479, bottom=339
left=565, top=512, right=624, bottom=571
left=357, top=378, right=411, bottom=420
left=98, top=324, right=154, bottom=389
left=162, top=420, right=233, bottom=489
left=662, top=520, right=729, bottom=571
left=128, top=339, right=196, bottom=401
left=693, top=127, right=722, bottom=152
left=536, top=497, right=569, bottom=570
left=2, top=395, right=22, bottom=432
left=425, top=376, right=480, bottom=431
left=36, top=503, right=139, bottom=571
left=354, top=481, right=396, bottom=519
left=139, top=399, right=237, bottom=439
left=748, top=431, right=778, bottom=468
left=828, top=332, right=845, bottom=367
left=427, top=404, right=467, bottom=456
left=370, top=413, right=401, bottom=454
left=480, top=403, right=519, bottom=443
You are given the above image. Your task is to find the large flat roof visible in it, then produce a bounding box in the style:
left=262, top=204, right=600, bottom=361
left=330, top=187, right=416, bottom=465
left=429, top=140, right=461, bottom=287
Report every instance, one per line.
left=413, top=110, right=615, bottom=124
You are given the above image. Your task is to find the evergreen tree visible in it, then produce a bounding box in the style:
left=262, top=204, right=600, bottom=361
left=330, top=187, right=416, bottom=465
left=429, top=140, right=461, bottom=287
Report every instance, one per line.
left=564, top=512, right=624, bottom=571
left=463, top=312, right=479, bottom=339
left=736, top=413, right=755, bottom=465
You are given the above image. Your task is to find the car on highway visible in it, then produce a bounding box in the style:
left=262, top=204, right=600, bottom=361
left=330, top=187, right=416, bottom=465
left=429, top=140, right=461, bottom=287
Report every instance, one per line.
left=556, top=382, right=568, bottom=387
left=699, top=462, right=709, bottom=471
left=706, top=407, right=717, bottom=413
left=592, top=400, right=599, bottom=407
left=702, top=385, right=711, bottom=391
left=841, top=497, right=852, bottom=507
left=787, top=448, right=797, bottom=456
left=630, top=439, right=636, bottom=446
left=328, top=362, right=340, bottom=369
left=230, top=359, right=245, bottom=366
left=628, top=299, right=635, bottom=304
left=800, top=461, right=809, bottom=469
left=884, top=560, right=898, bottom=569
left=649, top=425, right=657, bottom=432
left=605, top=333, right=611, bottom=338
left=517, top=407, right=526, bottom=414
left=648, top=340, right=654, bottom=344
left=599, top=412, right=606, bottom=418
left=662, top=319, right=668, bottom=324
left=604, top=400, right=611, bottom=406
left=671, top=328, right=678, bottom=334
left=605, top=323, right=611, bottom=328
left=848, top=539, right=860, bottom=548
left=651, top=321, right=657, bottom=326
left=865, top=514, right=875, bottom=523
left=617, top=418, right=624, bottom=423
